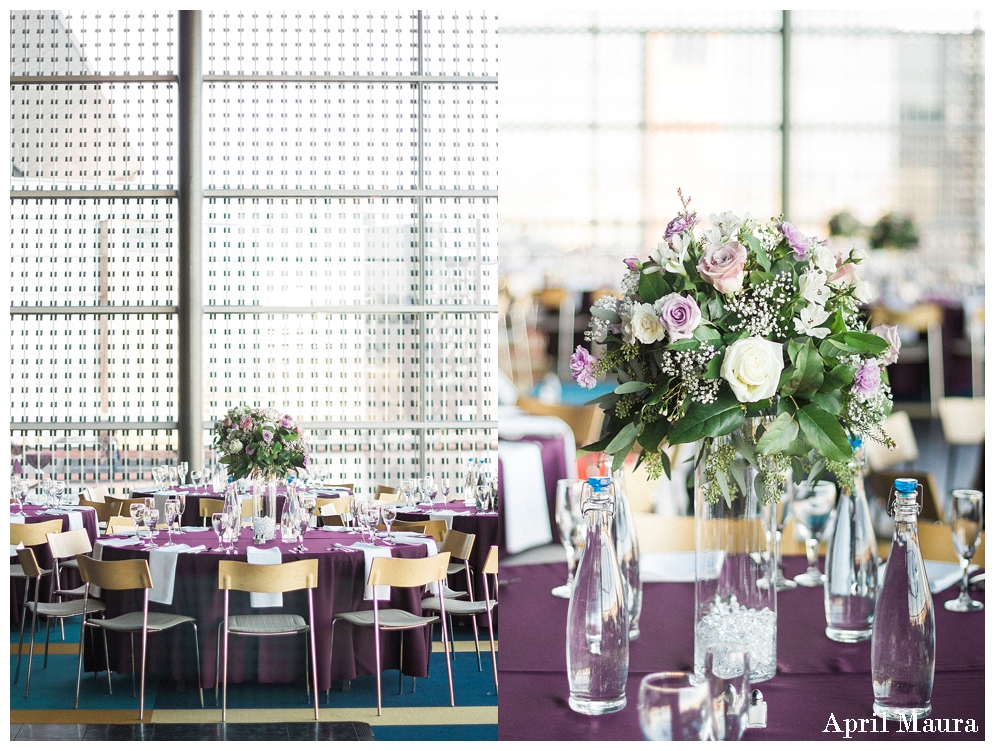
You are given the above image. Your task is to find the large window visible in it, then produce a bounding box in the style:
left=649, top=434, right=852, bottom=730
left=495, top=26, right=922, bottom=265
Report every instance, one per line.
left=10, top=10, right=498, bottom=493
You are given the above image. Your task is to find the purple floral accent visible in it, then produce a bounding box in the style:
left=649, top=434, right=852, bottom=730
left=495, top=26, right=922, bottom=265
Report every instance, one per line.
left=281, top=417, right=293, bottom=428
left=870, top=324, right=901, bottom=366
left=239, top=415, right=253, bottom=430
left=664, top=216, right=688, bottom=241
left=658, top=294, right=702, bottom=341
left=262, top=429, right=274, bottom=444
left=852, top=360, right=881, bottom=399
left=245, top=446, right=255, bottom=456
left=570, top=345, right=598, bottom=389
left=778, top=221, right=809, bottom=260
left=623, top=257, right=639, bottom=270
left=224, top=417, right=232, bottom=427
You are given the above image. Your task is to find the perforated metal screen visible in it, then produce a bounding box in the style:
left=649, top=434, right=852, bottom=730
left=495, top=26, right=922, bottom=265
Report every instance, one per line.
left=10, top=10, right=498, bottom=494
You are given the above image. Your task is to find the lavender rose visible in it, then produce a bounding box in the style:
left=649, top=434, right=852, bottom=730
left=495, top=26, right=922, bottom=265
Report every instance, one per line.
left=870, top=324, right=901, bottom=366
left=664, top=216, right=689, bottom=242
left=245, top=446, right=255, bottom=456
left=778, top=221, right=809, bottom=260
left=852, top=360, right=882, bottom=400
left=570, top=346, right=598, bottom=389
left=697, top=241, right=748, bottom=295
left=657, top=294, right=702, bottom=341
left=262, top=429, right=274, bottom=444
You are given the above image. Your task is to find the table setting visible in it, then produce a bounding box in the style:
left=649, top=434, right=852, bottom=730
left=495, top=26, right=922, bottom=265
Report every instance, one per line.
left=497, top=195, right=985, bottom=741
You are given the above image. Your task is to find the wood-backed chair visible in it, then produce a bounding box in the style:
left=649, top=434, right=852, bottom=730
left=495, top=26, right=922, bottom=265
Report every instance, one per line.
left=106, top=515, right=138, bottom=535
left=320, top=513, right=346, bottom=527
left=217, top=559, right=320, bottom=721
left=75, top=555, right=204, bottom=720
left=330, top=553, right=454, bottom=716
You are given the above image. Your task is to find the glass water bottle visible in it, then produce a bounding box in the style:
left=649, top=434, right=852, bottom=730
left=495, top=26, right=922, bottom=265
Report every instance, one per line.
left=824, top=437, right=878, bottom=642
left=567, top=476, right=629, bottom=715
left=608, top=464, right=643, bottom=641
left=871, top=478, right=935, bottom=721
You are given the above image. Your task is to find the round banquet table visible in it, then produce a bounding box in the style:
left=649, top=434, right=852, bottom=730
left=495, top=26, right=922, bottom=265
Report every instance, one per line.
left=130, top=484, right=349, bottom=527
left=497, top=556, right=984, bottom=741
left=89, top=526, right=433, bottom=693
left=395, top=500, right=499, bottom=603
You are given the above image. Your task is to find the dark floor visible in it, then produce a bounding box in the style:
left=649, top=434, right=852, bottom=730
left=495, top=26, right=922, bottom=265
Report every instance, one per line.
left=10, top=722, right=375, bottom=742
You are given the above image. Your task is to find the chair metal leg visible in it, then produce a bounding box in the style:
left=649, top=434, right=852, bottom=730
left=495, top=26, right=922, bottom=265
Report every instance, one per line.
left=74, top=617, right=87, bottom=709
left=484, top=574, right=499, bottom=694
left=471, top=611, right=483, bottom=672
left=43, top=616, right=52, bottom=669
left=215, top=622, right=222, bottom=706
left=374, top=627, right=383, bottom=716
left=303, top=630, right=311, bottom=701
left=130, top=632, right=137, bottom=697
left=138, top=601, right=149, bottom=721
left=438, top=606, right=455, bottom=708
left=24, top=605, right=40, bottom=698
left=14, top=578, right=31, bottom=685
left=190, top=622, right=205, bottom=708
left=221, top=596, right=230, bottom=723
left=448, top=614, right=457, bottom=660
left=308, top=592, right=319, bottom=721
left=103, top=628, right=113, bottom=694
left=398, top=632, right=404, bottom=694
left=55, top=564, right=66, bottom=641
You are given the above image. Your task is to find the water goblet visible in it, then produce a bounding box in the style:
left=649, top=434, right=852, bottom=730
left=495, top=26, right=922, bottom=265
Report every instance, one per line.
left=704, top=642, right=751, bottom=741
left=129, top=502, right=146, bottom=533
left=177, top=461, right=189, bottom=487
left=144, top=507, right=160, bottom=548
left=945, top=489, right=984, bottom=612
left=439, top=478, right=450, bottom=505
left=638, top=672, right=713, bottom=741
left=51, top=480, right=66, bottom=509
left=12, top=479, right=28, bottom=515
left=427, top=481, right=440, bottom=510
left=552, top=479, right=587, bottom=599
left=167, top=465, right=179, bottom=488
left=164, top=500, right=179, bottom=544
left=212, top=512, right=225, bottom=551
left=791, top=480, right=837, bottom=587
left=381, top=505, right=397, bottom=542
left=190, top=469, right=203, bottom=487
left=41, top=477, right=54, bottom=506
left=417, top=476, right=428, bottom=505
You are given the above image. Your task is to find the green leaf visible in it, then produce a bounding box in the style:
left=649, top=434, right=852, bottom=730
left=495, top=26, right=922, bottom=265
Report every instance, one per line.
left=638, top=272, right=670, bottom=304
left=755, top=412, right=800, bottom=455
left=808, top=390, right=844, bottom=414
left=702, top=354, right=722, bottom=380
left=660, top=449, right=672, bottom=481
left=842, top=331, right=889, bottom=356
left=781, top=341, right=824, bottom=398
left=730, top=431, right=759, bottom=470
left=729, top=461, right=748, bottom=497
left=818, top=337, right=858, bottom=359
left=606, top=420, right=641, bottom=456
left=585, top=391, right=619, bottom=408
left=716, top=469, right=733, bottom=506
left=743, top=233, right=770, bottom=271
left=646, top=378, right=671, bottom=406
left=821, top=364, right=856, bottom=392
left=797, top=404, right=852, bottom=463
left=612, top=451, right=628, bottom=473
left=694, top=326, right=722, bottom=344
left=615, top=381, right=649, bottom=394
left=637, top=419, right=669, bottom=453
left=591, top=306, right=621, bottom=324
left=749, top=270, right=773, bottom=287
left=668, top=338, right=700, bottom=352
left=668, top=392, right=746, bottom=445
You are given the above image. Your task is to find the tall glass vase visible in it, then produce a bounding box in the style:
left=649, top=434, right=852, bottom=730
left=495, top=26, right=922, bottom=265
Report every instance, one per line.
left=694, top=417, right=782, bottom=683
left=250, top=473, right=279, bottom=541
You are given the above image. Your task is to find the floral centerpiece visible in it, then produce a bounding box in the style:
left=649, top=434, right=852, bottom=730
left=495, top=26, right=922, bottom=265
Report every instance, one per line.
left=213, top=406, right=311, bottom=481
left=573, top=190, right=896, bottom=490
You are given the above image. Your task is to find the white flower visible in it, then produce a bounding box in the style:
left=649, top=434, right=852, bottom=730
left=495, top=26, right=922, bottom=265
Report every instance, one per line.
left=798, top=269, right=831, bottom=306
left=793, top=303, right=832, bottom=339
left=651, top=235, right=689, bottom=275
left=853, top=280, right=874, bottom=303
left=851, top=247, right=868, bottom=263
left=812, top=245, right=837, bottom=274
left=709, top=211, right=744, bottom=242
left=721, top=337, right=784, bottom=403
left=228, top=439, right=243, bottom=453
left=629, top=302, right=667, bottom=345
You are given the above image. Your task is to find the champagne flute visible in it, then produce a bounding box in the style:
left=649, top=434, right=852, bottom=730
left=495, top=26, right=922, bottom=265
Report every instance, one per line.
left=439, top=477, right=450, bottom=506
left=945, top=489, right=984, bottom=612
left=638, top=672, right=713, bottom=741
left=167, top=465, right=179, bottom=489
left=144, top=507, right=160, bottom=548
left=41, top=477, right=54, bottom=506
left=177, top=461, right=189, bottom=487
left=381, top=504, right=397, bottom=543
left=552, top=479, right=587, bottom=599
left=175, top=491, right=189, bottom=531
left=212, top=512, right=225, bottom=552
left=164, top=500, right=179, bottom=545
left=704, top=642, right=751, bottom=741
left=791, top=480, right=837, bottom=587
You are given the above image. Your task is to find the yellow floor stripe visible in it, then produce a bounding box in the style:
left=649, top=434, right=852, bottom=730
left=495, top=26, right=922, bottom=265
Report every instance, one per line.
left=10, top=643, right=79, bottom=655
left=431, top=640, right=498, bottom=653
left=12, top=706, right=499, bottom=727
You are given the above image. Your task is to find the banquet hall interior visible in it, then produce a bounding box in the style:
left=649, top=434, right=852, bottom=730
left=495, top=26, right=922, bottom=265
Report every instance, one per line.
left=497, top=9, right=984, bottom=741
left=9, top=10, right=498, bottom=742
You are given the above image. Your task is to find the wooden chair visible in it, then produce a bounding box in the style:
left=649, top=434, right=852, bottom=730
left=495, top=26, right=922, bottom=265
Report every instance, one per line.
left=199, top=497, right=253, bottom=526
left=426, top=529, right=477, bottom=662
left=217, top=559, right=320, bottom=721
left=865, top=411, right=919, bottom=473
left=419, top=520, right=448, bottom=543
left=916, top=522, right=985, bottom=567
left=106, top=515, right=138, bottom=535
left=317, top=496, right=351, bottom=516
left=331, top=553, right=454, bottom=716
left=515, top=395, right=605, bottom=448
left=633, top=513, right=695, bottom=553
left=10, top=520, right=63, bottom=592
left=320, top=514, right=346, bottom=527
left=375, top=485, right=397, bottom=499
left=421, top=546, right=499, bottom=693
left=13, top=547, right=105, bottom=698
left=384, top=520, right=429, bottom=536
left=938, top=397, right=985, bottom=495
left=75, top=555, right=204, bottom=720
left=78, top=495, right=125, bottom=532
left=45, top=528, right=93, bottom=639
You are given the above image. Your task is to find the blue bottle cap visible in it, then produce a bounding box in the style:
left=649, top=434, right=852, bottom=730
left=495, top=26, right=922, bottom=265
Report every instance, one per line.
left=587, top=476, right=611, bottom=492
left=849, top=435, right=863, bottom=449
left=894, top=478, right=917, bottom=494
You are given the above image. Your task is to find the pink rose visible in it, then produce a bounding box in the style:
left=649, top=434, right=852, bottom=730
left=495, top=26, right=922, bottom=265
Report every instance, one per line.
left=696, top=241, right=747, bottom=294
left=852, top=360, right=881, bottom=399
left=828, top=262, right=858, bottom=287
left=239, top=415, right=253, bottom=430
left=871, top=324, right=901, bottom=366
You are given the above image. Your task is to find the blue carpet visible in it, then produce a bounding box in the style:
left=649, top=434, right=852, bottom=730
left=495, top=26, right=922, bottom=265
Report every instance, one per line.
left=538, top=379, right=615, bottom=405
left=374, top=724, right=499, bottom=741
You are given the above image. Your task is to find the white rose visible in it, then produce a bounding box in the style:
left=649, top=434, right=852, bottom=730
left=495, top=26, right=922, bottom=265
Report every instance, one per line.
left=853, top=280, right=874, bottom=303
left=798, top=269, right=831, bottom=306
left=812, top=244, right=837, bottom=274
left=228, top=439, right=243, bottom=453
left=721, top=337, right=784, bottom=403
left=630, top=303, right=667, bottom=345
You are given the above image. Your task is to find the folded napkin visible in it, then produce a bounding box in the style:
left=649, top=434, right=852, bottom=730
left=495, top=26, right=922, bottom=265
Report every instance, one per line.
left=10, top=543, right=24, bottom=557
left=497, top=439, right=554, bottom=554
left=246, top=546, right=283, bottom=607
left=149, top=544, right=205, bottom=605
left=43, top=508, right=85, bottom=531
left=429, top=510, right=456, bottom=529
left=349, top=542, right=392, bottom=600
left=877, top=559, right=981, bottom=595
left=10, top=514, right=26, bottom=523
left=152, top=492, right=177, bottom=516
left=640, top=551, right=726, bottom=583
left=131, top=486, right=160, bottom=494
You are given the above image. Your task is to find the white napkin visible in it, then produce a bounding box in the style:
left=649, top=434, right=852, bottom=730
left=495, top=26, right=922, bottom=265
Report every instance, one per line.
left=640, top=551, right=726, bottom=583
left=10, top=514, right=26, bottom=523
left=497, top=439, right=554, bottom=554
left=10, top=543, right=24, bottom=557
left=349, top=542, right=392, bottom=600
left=131, top=486, right=160, bottom=494
left=152, top=492, right=177, bottom=516
left=877, top=559, right=981, bottom=595
left=497, top=413, right=578, bottom=479
left=148, top=544, right=205, bottom=605
left=43, top=509, right=85, bottom=530
left=246, top=546, right=283, bottom=607
left=429, top=510, right=456, bottom=530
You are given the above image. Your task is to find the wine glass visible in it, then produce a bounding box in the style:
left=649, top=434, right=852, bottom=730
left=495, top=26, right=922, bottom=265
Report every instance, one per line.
left=297, top=503, right=310, bottom=549
left=791, top=480, right=837, bottom=587
left=945, top=489, right=984, bottom=612
left=381, top=504, right=397, bottom=542
left=143, top=507, right=160, bottom=548
left=705, top=642, right=751, bottom=741
left=439, top=478, right=450, bottom=505
left=552, top=479, right=587, bottom=599
left=212, top=512, right=225, bottom=551
left=129, top=502, right=146, bottom=535
left=41, top=477, right=54, bottom=506
left=300, top=493, right=317, bottom=530
left=164, top=500, right=179, bottom=544
left=167, top=465, right=179, bottom=488
left=51, top=480, right=66, bottom=509
left=177, top=461, right=189, bottom=487
left=175, top=491, right=189, bottom=530
left=12, top=478, right=29, bottom=515
left=771, top=486, right=797, bottom=591
left=638, top=672, right=713, bottom=741
left=190, top=469, right=203, bottom=487
left=427, top=480, right=440, bottom=511
left=417, top=476, right=428, bottom=505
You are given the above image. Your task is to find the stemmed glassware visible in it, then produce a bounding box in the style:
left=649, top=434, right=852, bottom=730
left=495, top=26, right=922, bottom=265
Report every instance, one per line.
left=167, top=465, right=179, bottom=488
left=297, top=503, right=310, bottom=549
left=177, top=461, right=189, bottom=487
left=129, top=502, right=146, bottom=536
left=417, top=476, right=429, bottom=505
left=41, top=477, right=54, bottom=506
left=12, top=478, right=29, bottom=515
left=945, top=489, right=984, bottom=612
left=704, top=642, right=751, bottom=741
left=51, top=480, right=66, bottom=509
left=143, top=507, right=160, bottom=548
left=552, top=479, right=587, bottom=599
left=175, top=491, right=188, bottom=531
left=381, top=504, right=397, bottom=543
left=427, top=480, right=440, bottom=511
left=190, top=469, right=203, bottom=487
left=770, top=486, right=797, bottom=591
left=791, top=480, right=837, bottom=587
left=638, top=672, right=713, bottom=741
left=212, top=512, right=225, bottom=552
left=439, top=478, right=450, bottom=505
left=164, top=500, right=179, bottom=545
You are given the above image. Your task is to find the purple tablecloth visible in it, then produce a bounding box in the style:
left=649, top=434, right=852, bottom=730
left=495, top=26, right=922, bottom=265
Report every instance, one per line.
left=131, top=485, right=347, bottom=527
left=498, top=558, right=984, bottom=740
left=92, top=527, right=432, bottom=691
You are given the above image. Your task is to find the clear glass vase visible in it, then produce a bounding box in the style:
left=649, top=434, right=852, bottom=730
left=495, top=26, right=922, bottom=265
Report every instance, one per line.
left=605, top=461, right=643, bottom=641
left=694, top=417, right=781, bottom=683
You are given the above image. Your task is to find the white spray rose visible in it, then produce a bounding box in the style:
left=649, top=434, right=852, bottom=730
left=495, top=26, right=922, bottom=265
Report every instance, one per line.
left=721, top=337, right=784, bottom=403
left=812, top=245, right=837, bottom=274
left=228, top=439, right=243, bottom=453
left=629, top=303, right=667, bottom=345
